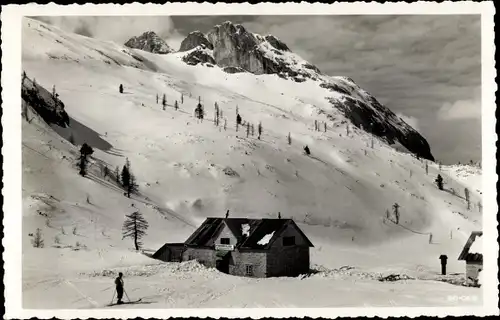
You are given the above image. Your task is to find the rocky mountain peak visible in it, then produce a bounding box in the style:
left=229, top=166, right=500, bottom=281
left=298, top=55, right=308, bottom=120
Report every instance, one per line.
left=124, top=31, right=174, bottom=54
left=177, top=22, right=434, bottom=160
left=179, top=31, right=213, bottom=52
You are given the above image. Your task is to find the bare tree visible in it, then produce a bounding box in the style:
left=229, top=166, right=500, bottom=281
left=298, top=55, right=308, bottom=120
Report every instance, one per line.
left=392, top=203, right=400, bottom=224
left=122, top=211, right=149, bottom=251
left=464, top=188, right=470, bottom=210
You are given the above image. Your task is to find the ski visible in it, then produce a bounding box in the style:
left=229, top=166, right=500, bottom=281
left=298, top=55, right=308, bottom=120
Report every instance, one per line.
left=106, top=298, right=142, bottom=307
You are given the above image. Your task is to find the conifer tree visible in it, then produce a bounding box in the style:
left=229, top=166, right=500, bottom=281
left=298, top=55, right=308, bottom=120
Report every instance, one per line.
left=324, top=122, right=327, bottom=132
left=224, top=119, right=227, bottom=131
left=435, top=174, right=444, bottom=190
left=174, top=100, right=179, bottom=110
left=78, top=143, right=94, bottom=177
left=156, top=93, right=158, bottom=104
left=119, top=84, right=124, bottom=93
left=425, top=161, right=429, bottom=175
left=288, top=132, right=292, bottom=145
left=162, top=94, right=167, bottom=110
left=31, top=228, right=44, bottom=248
left=181, top=93, right=184, bottom=104
left=246, top=122, right=250, bottom=137
left=258, top=121, right=263, bottom=140
left=122, top=211, right=149, bottom=251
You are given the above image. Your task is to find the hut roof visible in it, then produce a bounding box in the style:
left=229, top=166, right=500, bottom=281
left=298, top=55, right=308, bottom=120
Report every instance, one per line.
left=458, top=231, right=483, bottom=261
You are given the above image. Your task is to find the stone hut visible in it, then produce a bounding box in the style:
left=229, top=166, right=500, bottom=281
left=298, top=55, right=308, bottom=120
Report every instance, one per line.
left=153, top=217, right=314, bottom=278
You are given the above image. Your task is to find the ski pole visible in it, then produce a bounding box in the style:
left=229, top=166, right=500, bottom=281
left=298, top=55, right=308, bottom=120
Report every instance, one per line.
left=110, top=289, right=116, bottom=304
left=124, top=288, right=131, bottom=302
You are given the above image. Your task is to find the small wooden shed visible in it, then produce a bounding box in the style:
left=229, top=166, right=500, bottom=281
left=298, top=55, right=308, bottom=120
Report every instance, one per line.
left=458, top=231, right=483, bottom=287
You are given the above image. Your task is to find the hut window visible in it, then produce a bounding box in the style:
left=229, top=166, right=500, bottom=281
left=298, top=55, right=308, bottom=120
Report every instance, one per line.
left=221, top=238, right=230, bottom=244
left=246, top=265, right=254, bottom=276
left=283, top=236, right=295, bottom=246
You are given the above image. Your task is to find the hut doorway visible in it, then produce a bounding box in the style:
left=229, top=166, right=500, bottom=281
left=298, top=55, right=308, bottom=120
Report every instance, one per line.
left=216, top=251, right=230, bottom=273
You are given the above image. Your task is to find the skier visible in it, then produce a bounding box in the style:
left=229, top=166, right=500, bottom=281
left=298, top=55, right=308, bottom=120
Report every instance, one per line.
left=115, top=272, right=124, bottom=304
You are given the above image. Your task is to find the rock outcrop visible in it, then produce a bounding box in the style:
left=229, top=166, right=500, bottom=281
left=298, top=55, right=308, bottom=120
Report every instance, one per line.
left=179, top=31, right=213, bottom=52
left=124, top=31, right=174, bottom=54
left=182, top=47, right=216, bottom=66
left=21, top=72, right=70, bottom=127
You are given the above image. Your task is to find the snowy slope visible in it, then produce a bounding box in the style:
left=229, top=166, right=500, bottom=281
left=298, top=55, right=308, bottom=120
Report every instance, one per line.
left=22, top=17, right=483, bottom=308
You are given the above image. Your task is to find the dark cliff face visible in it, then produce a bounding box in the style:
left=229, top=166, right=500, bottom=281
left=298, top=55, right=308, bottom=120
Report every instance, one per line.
left=177, top=21, right=435, bottom=161
left=124, top=31, right=174, bottom=54
left=22, top=72, right=70, bottom=128
left=179, top=31, right=213, bottom=52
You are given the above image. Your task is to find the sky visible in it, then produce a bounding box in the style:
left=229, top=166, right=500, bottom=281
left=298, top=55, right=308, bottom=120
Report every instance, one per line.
left=33, top=15, right=482, bottom=164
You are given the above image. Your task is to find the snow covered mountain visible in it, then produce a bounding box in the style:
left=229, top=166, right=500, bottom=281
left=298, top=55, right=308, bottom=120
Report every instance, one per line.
left=21, top=17, right=482, bottom=308
left=124, top=31, right=174, bottom=54
left=178, top=21, right=434, bottom=161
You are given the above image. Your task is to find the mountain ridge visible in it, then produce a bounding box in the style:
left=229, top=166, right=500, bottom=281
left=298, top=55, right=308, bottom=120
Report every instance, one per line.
left=175, top=21, right=434, bottom=160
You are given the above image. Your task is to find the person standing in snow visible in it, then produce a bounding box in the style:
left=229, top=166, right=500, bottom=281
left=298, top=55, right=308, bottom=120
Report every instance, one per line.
left=115, top=272, right=124, bottom=304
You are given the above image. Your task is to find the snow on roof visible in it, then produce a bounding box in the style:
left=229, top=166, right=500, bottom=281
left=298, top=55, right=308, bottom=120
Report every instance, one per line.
left=257, top=231, right=275, bottom=246
left=468, top=235, right=483, bottom=254
left=241, top=223, right=250, bottom=237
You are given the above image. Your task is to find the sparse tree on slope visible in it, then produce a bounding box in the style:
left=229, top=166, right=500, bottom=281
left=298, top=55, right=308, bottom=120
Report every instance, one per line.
left=258, top=121, right=262, bottom=140
left=314, top=120, right=318, bottom=131
left=246, top=122, right=250, bottom=137
left=214, top=102, right=220, bottom=126
left=435, top=174, right=444, bottom=190
left=425, top=161, right=429, bottom=175
left=156, top=93, right=158, bottom=104
left=236, top=114, right=242, bottom=132
left=392, top=203, right=400, bottom=224
left=324, top=122, right=327, bottom=133
left=119, top=84, right=124, bottom=94
left=79, top=143, right=94, bottom=177
left=122, top=211, right=149, bottom=251
left=195, top=97, right=204, bottom=120
left=162, top=94, right=167, bottom=110
left=174, top=100, right=179, bottom=111
left=181, top=93, right=184, bottom=104
left=288, top=132, right=292, bottom=145
left=31, top=228, right=44, bottom=248
left=115, top=166, right=120, bottom=185
left=121, top=159, right=138, bottom=198
left=346, top=123, right=350, bottom=136
left=464, top=188, right=470, bottom=210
